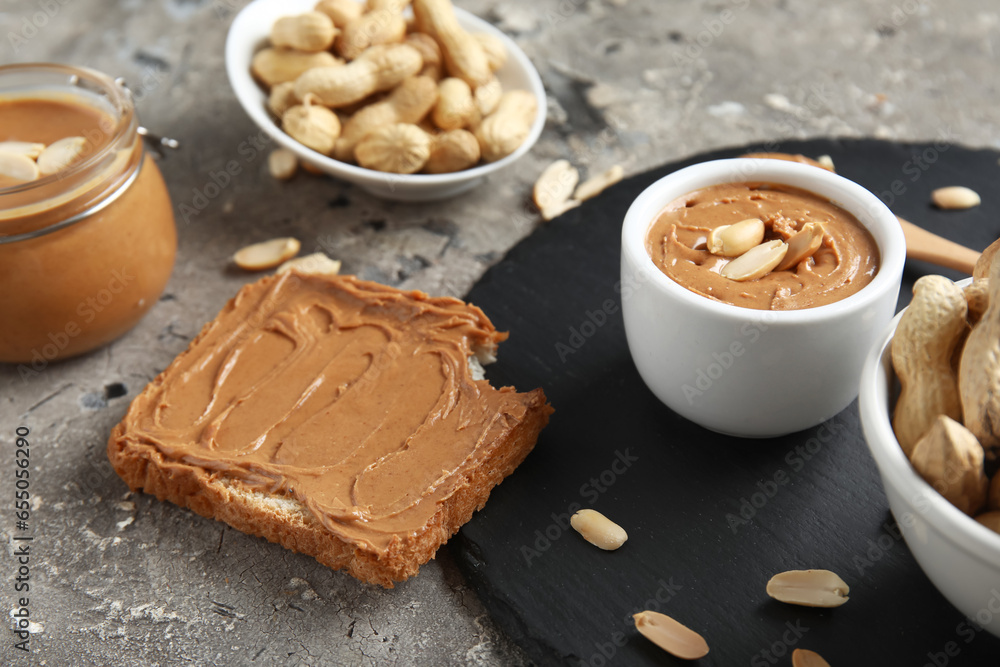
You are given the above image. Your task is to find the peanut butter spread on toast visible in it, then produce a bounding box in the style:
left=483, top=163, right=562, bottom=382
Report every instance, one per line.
left=110, top=272, right=550, bottom=553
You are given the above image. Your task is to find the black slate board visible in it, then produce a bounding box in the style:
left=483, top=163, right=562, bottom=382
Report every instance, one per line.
left=454, top=139, right=1000, bottom=666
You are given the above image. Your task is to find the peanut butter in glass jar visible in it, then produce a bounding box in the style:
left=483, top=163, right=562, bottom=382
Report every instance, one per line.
left=0, top=64, right=177, bottom=365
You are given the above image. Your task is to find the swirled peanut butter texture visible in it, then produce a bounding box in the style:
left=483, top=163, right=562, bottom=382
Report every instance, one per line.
left=110, top=272, right=550, bottom=556
left=646, top=182, right=880, bottom=310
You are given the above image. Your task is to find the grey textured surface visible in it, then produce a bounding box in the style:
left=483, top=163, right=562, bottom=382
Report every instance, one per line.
left=1, top=0, right=998, bottom=664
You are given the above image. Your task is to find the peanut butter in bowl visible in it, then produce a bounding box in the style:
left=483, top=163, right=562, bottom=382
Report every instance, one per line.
left=645, top=182, right=880, bottom=311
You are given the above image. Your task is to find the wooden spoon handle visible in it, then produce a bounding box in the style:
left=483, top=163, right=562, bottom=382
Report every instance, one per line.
left=897, top=216, right=980, bottom=275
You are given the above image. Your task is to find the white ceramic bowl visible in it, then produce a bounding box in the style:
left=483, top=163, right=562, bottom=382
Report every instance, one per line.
left=860, top=291, right=1000, bottom=639
left=620, top=158, right=906, bottom=437
left=225, top=0, right=546, bottom=201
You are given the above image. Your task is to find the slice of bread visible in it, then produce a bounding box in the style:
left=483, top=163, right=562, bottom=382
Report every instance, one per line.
left=107, top=271, right=552, bottom=587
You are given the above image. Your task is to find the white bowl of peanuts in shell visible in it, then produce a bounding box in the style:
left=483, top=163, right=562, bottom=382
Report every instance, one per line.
left=859, top=238, right=1000, bottom=640
left=226, top=0, right=546, bottom=201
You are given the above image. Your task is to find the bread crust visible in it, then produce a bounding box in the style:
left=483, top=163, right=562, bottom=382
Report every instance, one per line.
left=107, top=389, right=549, bottom=587
left=106, top=273, right=552, bottom=587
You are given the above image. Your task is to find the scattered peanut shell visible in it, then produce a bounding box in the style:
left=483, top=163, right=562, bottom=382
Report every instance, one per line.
left=816, top=155, right=835, bottom=172
left=0, top=150, right=41, bottom=182
left=708, top=218, right=765, bottom=257
left=632, top=610, right=709, bottom=661
left=570, top=508, right=627, bottom=550
left=721, top=240, right=788, bottom=281
left=234, top=237, right=301, bottom=271
left=36, top=136, right=89, bottom=175
left=277, top=252, right=342, bottom=276
left=268, top=149, right=299, bottom=180
left=573, top=165, right=624, bottom=202
left=766, top=569, right=850, bottom=608
left=932, top=186, right=980, bottom=210
left=0, top=141, right=46, bottom=159
left=533, top=159, right=579, bottom=214
left=792, top=648, right=832, bottom=667
left=776, top=222, right=825, bottom=271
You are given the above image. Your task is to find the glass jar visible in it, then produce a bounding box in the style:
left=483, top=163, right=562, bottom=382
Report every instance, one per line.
left=0, top=64, right=177, bottom=365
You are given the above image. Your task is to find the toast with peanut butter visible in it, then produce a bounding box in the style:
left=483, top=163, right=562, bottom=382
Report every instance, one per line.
left=107, top=271, right=552, bottom=587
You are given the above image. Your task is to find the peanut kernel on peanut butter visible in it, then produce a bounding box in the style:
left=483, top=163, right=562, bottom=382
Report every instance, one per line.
left=0, top=150, right=41, bottom=182
left=707, top=217, right=765, bottom=257
left=720, top=240, right=788, bottom=282
left=36, top=136, right=89, bottom=176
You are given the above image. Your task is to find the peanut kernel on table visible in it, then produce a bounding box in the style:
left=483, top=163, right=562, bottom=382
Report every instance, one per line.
left=569, top=508, right=627, bottom=550
left=766, top=569, right=850, bottom=608
left=277, top=252, right=342, bottom=276
left=932, top=186, right=981, bottom=210
left=268, top=149, right=298, bottom=181
left=532, top=159, right=579, bottom=214
left=632, top=610, right=710, bottom=660
left=233, top=237, right=301, bottom=271
left=573, top=165, right=624, bottom=202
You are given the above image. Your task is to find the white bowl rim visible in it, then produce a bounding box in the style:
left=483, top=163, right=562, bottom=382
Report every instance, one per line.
left=224, top=0, right=546, bottom=185
left=621, top=158, right=907, bottom=324
left=859, top=297, right=1000, bottom=565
